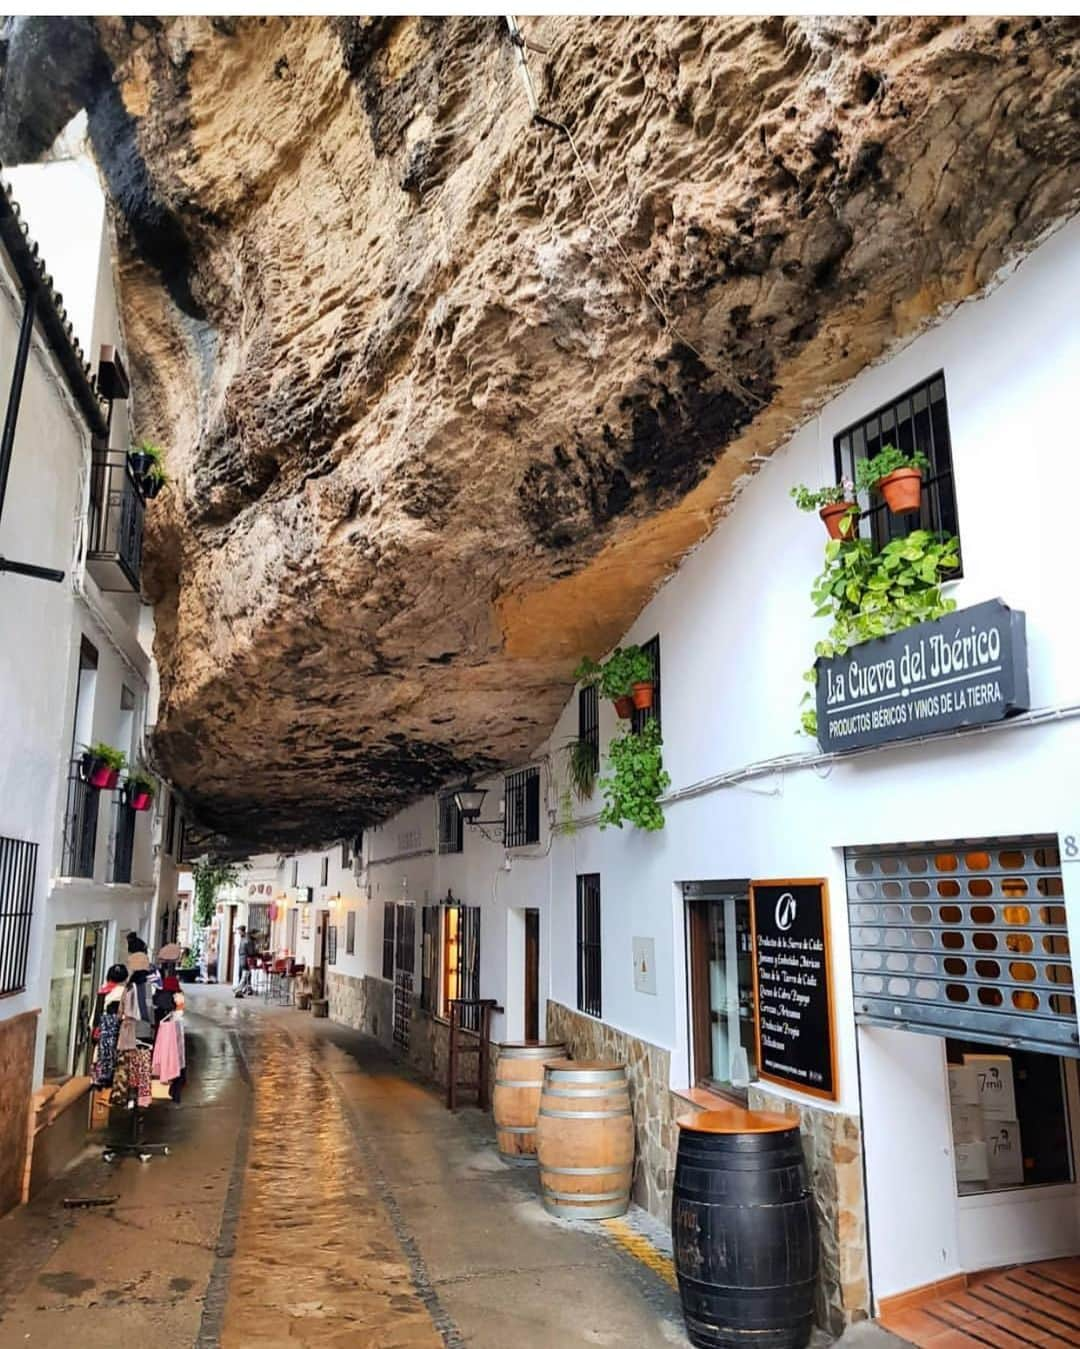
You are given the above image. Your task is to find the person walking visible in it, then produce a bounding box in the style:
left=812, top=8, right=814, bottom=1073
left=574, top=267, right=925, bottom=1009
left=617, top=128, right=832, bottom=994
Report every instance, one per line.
left=234, top=926, right=257, bottom=997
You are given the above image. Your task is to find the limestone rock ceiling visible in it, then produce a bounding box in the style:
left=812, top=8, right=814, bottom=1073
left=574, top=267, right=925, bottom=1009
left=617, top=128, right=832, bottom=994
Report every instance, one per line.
left=1, top=15, right=1077, bottom=853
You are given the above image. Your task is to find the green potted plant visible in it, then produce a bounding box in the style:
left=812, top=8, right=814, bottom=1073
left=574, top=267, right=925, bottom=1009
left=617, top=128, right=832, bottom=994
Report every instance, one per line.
left=129, top=440, right=167, bottom=500
left=855, top=445, right=929, bottom=515
left=124, top=768, right=156, bottom=812
left=81, top=742, right=127, bottom=790
left=790, top=479, right=858, bottom=540
left=178, top=947, right=198, bottom=983
left=576, top=646, right=655, bottom=716
left=598, top=719, right=670, bottom=831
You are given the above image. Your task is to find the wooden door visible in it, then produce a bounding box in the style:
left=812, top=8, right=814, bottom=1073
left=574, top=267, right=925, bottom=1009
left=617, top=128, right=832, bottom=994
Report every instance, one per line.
left=525, top=908, right=540, bottom=1042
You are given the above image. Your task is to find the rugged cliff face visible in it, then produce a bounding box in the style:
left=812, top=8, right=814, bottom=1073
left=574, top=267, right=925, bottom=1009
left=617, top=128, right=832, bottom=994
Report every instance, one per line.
left=2, top=16, right=1078, bottom=851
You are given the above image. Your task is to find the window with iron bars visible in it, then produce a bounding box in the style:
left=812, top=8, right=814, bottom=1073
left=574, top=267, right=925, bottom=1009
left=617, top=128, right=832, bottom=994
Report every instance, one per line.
left=320, top=855, right=329, bottom=886
left=382, top=902, right=395, bottom=980
left=578, top=685, right=599, bottom=773
left=631, top=635, right=661, bottom=735
left=420, top=901, right=481, bottom=1029
left=111, top=802, right=136, bottom=884
left=834, top=372, right=962, bottom=568
left=504, top=766, right=541, bottom=848
left=438, top=792, right=464, bottom=854
left=577, top=873, right=602, bottom=1018
left=327, top=923, right=338, bottom=965
left=0, top=836, right=37, bottom=996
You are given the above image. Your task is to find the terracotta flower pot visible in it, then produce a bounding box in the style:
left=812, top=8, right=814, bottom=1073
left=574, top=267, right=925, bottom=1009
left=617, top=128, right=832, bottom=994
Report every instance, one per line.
left=613, top=694, right=635, bottom=719
left=819, top=501, right=858, bottom=540
left=878, top=468, right=923, bottom=515
left=130, top=789, right=153, bottom=811
left=632, top=681, right=654, bottom=710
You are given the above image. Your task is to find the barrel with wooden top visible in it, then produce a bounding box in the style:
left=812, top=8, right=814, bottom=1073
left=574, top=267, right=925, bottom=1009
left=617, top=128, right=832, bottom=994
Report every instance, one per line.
left=493, top=1041, right=567, bottom=1160
left=536, top=1059, right=633, bottom=1219
left=673, top=1107, right=818, bottom=1349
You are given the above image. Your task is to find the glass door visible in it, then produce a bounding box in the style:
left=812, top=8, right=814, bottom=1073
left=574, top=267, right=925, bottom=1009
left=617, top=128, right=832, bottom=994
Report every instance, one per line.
left=72, top=925, right=104, bottom=1076
left=44, top=927, right=81, bottom=1079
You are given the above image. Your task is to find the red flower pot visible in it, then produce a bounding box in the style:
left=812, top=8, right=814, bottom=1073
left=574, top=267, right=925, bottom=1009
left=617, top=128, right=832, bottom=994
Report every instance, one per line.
left=87, top=760, right=120, bottom=789
left=878, top=468, right=923, bottom=515
left=819, top=501, right=858, bottom=540
left=613, top=695, right=635, bottom=719
left=632, top=681, right=654, bottom=710
left=130, top=789, right=153, bottom=811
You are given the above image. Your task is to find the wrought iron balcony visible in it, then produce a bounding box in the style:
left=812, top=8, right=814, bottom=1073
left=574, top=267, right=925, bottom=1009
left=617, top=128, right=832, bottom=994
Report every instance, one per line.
left=61, top=766, right=100, bottom=879
left=86, top=451, right=144, bottom=592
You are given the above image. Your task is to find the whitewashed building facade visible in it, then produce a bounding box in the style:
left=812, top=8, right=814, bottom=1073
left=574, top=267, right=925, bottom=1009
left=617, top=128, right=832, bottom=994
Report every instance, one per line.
left=269, top=214, right=1080, bottom=1333
left=0, top=146, right=164, bottom=1210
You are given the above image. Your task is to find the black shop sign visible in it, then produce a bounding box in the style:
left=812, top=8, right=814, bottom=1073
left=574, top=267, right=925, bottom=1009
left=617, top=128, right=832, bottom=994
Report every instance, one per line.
left=750, top=880, right=836, bottom=1101
left=815, top=599, right=1029, bottom=754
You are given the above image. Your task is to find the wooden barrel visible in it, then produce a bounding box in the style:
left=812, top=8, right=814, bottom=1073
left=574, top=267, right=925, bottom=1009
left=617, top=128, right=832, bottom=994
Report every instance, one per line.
left=493, top=1042, right=568, bottom=1160
left=536, top=1060, right=633, bottom=1218
left=673, top=1109, right=818, bottom=1349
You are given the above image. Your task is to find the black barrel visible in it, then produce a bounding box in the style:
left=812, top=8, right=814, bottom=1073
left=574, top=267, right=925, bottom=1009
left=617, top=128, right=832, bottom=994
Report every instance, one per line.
left=672, top=1110, right=818, bottom=1349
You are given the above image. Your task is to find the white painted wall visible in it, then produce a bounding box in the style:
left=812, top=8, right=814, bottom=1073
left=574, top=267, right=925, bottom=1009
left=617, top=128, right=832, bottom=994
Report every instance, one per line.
left=0, top=155, right=160, bottom=1088
left=269, top=216, right=1080, bottom=1304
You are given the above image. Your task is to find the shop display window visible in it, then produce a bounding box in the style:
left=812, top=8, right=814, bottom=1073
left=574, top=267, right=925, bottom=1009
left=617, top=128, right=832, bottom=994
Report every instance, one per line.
left=946, top=1037, right=1075, bottom=1196
left=685, top=882, right=758, bottom=1096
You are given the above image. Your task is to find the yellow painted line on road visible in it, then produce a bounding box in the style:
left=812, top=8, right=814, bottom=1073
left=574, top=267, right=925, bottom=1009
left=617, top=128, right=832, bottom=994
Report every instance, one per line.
left=601, top=1217, right=679, bottom=1289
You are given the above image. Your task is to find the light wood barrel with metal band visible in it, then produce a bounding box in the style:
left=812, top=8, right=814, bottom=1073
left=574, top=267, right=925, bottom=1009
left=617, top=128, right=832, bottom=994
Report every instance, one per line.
left=536, top=1060, right=633, bottom=1219
left=492, top=1041, right=567, bottom=1159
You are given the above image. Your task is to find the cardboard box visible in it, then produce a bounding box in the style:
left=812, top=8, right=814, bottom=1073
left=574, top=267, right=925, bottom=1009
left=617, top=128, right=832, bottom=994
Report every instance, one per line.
left=954, top=1139, right=990, bottom=1184
left=948, top=1064, right=979, bottom=1108
left=965, top=1053, right=1018, bottom=1121
left=949, top=1104, right=985, bottom=1146
left=987, top=1119, right=1025, bottom=1187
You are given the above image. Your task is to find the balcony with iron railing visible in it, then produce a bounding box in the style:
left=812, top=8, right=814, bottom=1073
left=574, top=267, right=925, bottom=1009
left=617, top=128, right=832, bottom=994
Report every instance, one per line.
left=86, top=451, right=144, bottom=592
left=61, top=764, right=100, bottom=879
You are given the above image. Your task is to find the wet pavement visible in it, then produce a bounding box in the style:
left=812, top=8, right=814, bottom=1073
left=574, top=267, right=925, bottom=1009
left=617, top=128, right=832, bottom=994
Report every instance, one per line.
left=0, top=985, right=692, bottom=1348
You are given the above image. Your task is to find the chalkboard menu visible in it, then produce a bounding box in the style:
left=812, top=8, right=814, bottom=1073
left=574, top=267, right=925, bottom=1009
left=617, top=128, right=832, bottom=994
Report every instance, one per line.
left=750, top=880, right=836, bottom=1101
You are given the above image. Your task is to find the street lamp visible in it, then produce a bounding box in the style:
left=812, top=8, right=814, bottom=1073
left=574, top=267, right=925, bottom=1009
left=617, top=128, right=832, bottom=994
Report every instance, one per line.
left=453, top=783, right=488, bottom=823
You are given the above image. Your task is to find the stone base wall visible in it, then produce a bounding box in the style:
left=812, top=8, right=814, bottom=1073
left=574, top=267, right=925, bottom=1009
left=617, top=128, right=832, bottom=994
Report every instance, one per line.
left=746, top=1085, right=869, bottom=1335
left=546, top=1001, right=681, bottom=1219
left=546, top=1001, right=868, bottom=1335
left=406, top=1005, right=499, bottom=1097
left=325, top=971, right=394, bottom=1049
left=0, top=1011, right=37, bottom=1215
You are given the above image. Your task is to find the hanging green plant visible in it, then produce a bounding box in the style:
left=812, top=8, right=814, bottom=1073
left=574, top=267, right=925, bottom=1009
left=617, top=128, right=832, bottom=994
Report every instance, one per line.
left=565, top=736, right=598, bottom=802
left=800, top=529, right=960, bottom=735
left=598, top=719, right=670, bottom=832
left=192, top=858, right=242, bottom=929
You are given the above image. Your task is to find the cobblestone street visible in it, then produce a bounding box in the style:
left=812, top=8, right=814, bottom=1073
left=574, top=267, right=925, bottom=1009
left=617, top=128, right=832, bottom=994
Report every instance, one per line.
left=0, top=988, right=691, bottom=1348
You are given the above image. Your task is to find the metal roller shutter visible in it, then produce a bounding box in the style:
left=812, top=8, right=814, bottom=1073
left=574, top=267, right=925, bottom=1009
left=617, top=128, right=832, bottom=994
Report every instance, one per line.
left=846, top=836, right=1077, bottom=1055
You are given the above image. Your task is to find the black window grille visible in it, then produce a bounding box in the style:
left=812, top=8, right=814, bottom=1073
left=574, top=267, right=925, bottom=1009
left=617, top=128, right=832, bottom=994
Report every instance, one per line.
left=834, top=372, right=961, bottom=564
left=345, top=908, right=356, bottom=956
left=320, top=855, right=329, bottom=886
left=341, top=839, right=351, bottom=869
left=111, top=802, right=136, bottom=884
left=438, top=792, right=464, bottom=854
left=164, top=796, right=176, bottom=857
left=62, top=765, right=99, bottom=879
left=290, top=859, right=299, bottom=888
left=327, top=924, right=338, bottom=965
left=578, top=685, right=599, bottom=772
left=0, top=836, right=37, bottom=996
left=452, top=904, right=481, bottom=1031
left=631, top=635, right=661, bottom=735
left=504, top=767, right=541, bottom=848
left=382, top=902, right=395, bottom=979
left=395, top=903, right=416, bottom=975
left=577, top=874, right=602, bottom=1018
left=421, top=904, right=439, bottom=1012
